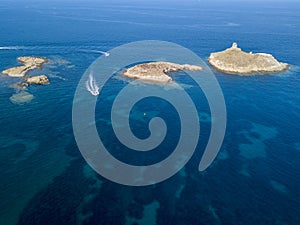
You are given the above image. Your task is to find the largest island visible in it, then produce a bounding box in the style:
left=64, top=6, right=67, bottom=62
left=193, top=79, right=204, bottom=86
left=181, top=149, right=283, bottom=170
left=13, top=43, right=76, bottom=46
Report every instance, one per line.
left=208, top=43, right=289, bottom=75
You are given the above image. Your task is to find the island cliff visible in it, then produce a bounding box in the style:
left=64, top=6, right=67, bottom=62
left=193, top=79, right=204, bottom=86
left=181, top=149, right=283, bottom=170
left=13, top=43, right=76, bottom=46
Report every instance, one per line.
left=123, top=62, right=202, bottom=83
left=208, top=43, right=289, bottom=75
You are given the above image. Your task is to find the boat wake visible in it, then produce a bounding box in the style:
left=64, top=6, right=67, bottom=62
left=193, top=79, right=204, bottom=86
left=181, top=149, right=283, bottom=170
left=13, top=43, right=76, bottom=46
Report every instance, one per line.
left=0, top=46, right=28, bottom=50
left=0, top=46, right=111, bottom=58
left=79, top=49, right=110, bottom=56
left=97, top=50, right=110, bottom=57
left=86, top=73, right=100, bottom=96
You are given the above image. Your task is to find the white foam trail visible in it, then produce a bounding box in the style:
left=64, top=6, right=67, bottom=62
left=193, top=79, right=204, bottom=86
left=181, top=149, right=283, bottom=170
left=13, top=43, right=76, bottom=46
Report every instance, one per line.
left=0, top=46, right=27, bottom=50
left=85, top=73, right=100, bottom=96
left=0, top=45, right=81, bottom=52
left=0, top=46, right=45, bottom=51
left=97, top=50, right=110, bottom=57
left=80, top=49, right=110, bottom=56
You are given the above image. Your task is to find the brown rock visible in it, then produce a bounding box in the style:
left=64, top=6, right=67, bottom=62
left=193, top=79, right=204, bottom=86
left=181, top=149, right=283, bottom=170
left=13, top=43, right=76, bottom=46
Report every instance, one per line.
left=123, top=62, right=202, bottom=83
left=2, top=66, right=31, bottom=77
left=1, top=56, right=48, bottom=77
left=26, top=75, right=50, bottom=85
left=208, top=43, right=289, bottom=75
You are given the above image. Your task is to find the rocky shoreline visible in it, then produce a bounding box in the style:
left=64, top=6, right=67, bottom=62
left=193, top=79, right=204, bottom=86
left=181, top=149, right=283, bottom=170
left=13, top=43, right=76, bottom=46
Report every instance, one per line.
left=123, top=62, right=202, bottom=83
left=208, top=43, right=289, bottom=75
left=2, top=56, right=50, bottom=85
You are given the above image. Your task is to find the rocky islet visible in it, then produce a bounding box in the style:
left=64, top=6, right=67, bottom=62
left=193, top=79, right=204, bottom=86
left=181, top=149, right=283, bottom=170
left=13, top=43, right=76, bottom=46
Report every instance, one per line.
left=208, top=43, right=289, bottom=75
left=122, top=61, right=203, bottom=83
left=2, top=56, right=50, bottom=85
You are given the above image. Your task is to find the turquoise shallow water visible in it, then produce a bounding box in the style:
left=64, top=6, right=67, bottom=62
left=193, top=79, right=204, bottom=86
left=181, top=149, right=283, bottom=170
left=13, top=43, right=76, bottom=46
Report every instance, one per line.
left=0, top=1, right=300, bottom=224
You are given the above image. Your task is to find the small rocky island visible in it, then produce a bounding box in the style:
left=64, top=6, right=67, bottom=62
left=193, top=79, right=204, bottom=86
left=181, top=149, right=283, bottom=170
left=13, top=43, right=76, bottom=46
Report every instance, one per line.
left=123, top=62, right=202, bottom=83
left=25, top=75, right=50, bottom=85
left=208, top=43, right=289, bottom=75
left=2, top=56, right=50, bottom=85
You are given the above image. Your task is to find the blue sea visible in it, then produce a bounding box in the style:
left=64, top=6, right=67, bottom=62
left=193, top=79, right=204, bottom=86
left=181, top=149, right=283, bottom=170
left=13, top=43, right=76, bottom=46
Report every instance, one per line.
left=0, top=1, right=300, bottom=224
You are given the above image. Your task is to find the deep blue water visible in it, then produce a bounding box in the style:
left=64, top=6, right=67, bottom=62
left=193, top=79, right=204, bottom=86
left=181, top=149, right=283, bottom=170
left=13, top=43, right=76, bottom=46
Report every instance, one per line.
left=0, top=1, right=300, bottom=225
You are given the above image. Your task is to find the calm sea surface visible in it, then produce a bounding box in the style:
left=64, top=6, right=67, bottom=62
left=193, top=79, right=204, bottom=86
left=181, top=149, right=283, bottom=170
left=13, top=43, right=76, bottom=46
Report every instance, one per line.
left=0, top=1, right=300, bottom=224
